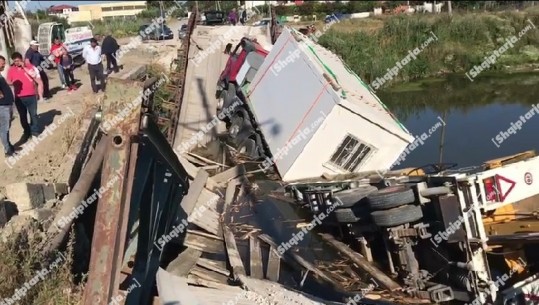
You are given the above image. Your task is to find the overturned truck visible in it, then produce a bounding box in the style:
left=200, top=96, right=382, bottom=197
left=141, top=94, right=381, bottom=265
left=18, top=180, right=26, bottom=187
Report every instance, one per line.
left=215, top=26, right=539, bottom=304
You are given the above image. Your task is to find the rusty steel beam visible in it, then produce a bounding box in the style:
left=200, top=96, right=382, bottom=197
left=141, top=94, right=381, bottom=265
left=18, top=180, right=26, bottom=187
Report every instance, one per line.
left=83, top=10, right=197, bottom=305
left=82, top=92, right=142, bottom=305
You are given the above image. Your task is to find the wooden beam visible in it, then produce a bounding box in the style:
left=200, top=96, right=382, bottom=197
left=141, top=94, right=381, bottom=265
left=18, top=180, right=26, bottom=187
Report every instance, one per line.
left=196, top=258, right=229, bottom=276
left=223, top=225, right=246, bottom=280
left=258, top=234, right=340, bottom=287
left=249, top=235, right=264, bottom=279
left=166, top=247, right=203, bottom=276
left=319, top=233, right=402, bottom=291
left=266, top=246, right=280, bottom=282
left=184, top=231, right=225, bottom=254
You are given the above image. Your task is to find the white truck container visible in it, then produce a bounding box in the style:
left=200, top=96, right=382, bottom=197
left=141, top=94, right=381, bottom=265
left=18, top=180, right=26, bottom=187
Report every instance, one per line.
left=245, top=27, right=415, bottom=181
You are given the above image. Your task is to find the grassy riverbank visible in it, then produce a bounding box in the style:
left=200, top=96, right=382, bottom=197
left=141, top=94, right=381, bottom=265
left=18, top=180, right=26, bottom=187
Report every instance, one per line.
left=318, top=7, right=539, bottom=86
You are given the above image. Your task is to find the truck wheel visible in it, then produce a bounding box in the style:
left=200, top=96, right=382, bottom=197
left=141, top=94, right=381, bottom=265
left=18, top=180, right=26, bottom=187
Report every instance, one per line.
left=229, top=116, right=244, bottom=139
left=238, top=138, right=257, bottom=158
left=217, top=91, right=225, bottom=112
left=333, top=185, right=378, bottom=208
left=371, top=204, right=423, bottom=227
left=334, top=205, right=370, bottom=223
left=367, top=185, right=415, bottom=210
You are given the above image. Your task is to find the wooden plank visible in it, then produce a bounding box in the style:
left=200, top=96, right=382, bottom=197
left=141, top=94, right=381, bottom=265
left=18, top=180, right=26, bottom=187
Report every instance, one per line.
left=184, top=232, right=225, bottom=254
left=197, top=258, right=229, bottom=276
left=180, top=169, right=209, bottom=216
left=190, top=266, right=229, bottom=284
left=192, top=208, right=221, bottom=236
left=249, top=235, right=264, bottom=279
left=177, top=155, right=218, bottom=190
left=258, top=234, right=340, bottom=288
left=186, top=229, right=223, bottom=240
left=319, top=233, right=402, bottom=291
left=166, top=247, right=203, bottom=276
left=211, top=164, right=246, bottom=184
left=222, top=225, right=246, bottom=279
left=191, top=189, right=222, bottom=236
left=156, top=268, right=202, bottom=305
left=187, top=274, right=233, bottom=290
left=266, top=246, right=280, bottom=282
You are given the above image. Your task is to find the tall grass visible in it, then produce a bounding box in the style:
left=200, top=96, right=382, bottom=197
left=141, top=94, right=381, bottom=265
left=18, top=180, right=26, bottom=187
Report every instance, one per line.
left=319, top=9, right=539, bottom=84
left=0, top=225, right=83, bottom=305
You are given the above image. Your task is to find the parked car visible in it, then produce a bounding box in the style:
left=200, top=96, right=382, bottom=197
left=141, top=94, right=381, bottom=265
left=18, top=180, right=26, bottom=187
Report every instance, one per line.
left=253, top=18, right=271, bottom=26
left=204, top=10, right=225, bottom=25
left=178, top=24, right=188, bottom=40
left=325, top=13, right=343, bottom=23
left=139, top=24, right=174, bottom=40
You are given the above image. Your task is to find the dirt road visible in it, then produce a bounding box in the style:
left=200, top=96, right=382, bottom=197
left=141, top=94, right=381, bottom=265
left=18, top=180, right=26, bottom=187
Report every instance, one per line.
left=0, top=34, right=181, bottom=189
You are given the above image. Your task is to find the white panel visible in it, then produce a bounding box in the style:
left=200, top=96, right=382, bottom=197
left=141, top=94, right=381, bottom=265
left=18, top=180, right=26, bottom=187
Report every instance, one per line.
left=283, top=105, right=411, bottom=181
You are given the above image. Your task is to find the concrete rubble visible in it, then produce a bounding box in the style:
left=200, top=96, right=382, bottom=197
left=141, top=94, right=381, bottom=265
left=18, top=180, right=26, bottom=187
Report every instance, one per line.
left=0, top=182, right=68, bottom=242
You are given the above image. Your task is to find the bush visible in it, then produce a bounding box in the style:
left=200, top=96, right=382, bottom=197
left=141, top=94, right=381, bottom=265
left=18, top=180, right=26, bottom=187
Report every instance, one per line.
left=319, top=9, right=539, bottom=84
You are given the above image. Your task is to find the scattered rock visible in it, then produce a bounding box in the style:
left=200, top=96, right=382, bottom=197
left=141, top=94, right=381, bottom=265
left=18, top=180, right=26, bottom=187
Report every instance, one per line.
left=21, top=208, right=55, bottom=222
left=0, top=214, right=35, bottom=242
left=44, top=199, right=58, bottom=209
left=0, top=201, right=18, bottom=228
left=5, top=183, right=44, bottom=211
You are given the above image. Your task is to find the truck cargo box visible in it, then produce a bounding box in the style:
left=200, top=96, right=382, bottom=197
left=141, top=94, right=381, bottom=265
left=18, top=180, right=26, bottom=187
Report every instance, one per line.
left=245, top=27, right=415, bottom=181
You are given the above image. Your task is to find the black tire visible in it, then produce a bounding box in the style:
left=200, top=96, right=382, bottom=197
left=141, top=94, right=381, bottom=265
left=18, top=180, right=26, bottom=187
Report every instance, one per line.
left=237, top=138, right=257, bottom=158
left=333, top=185, right=378, bottom=208
left=371, top=204, right=423, bottom=227
left=229, top=115, right=244, bottom=139
left=367, top=185, right=415, bottom=210
left=334, top=205, right=370, bottom=223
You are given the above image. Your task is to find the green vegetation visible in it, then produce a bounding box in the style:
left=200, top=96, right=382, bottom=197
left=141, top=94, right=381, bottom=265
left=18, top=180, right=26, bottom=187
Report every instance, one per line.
left=317, top=8, right=539, bottom=86
left=0, top=226, right=83, bottom=305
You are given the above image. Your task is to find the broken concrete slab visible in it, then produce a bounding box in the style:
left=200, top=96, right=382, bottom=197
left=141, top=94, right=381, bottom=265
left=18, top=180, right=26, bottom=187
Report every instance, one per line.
left=42, top=184, right=56, bottom=201
left=5, top=183, right=44, bottom=211
left=54, top=183, right=69, bottom=196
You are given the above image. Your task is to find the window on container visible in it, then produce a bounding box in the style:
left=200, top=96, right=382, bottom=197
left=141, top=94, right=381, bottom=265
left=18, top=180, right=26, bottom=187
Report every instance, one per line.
left=102, top=7, right=112, bottom=11
left=329, top=134, right=373, bottom=172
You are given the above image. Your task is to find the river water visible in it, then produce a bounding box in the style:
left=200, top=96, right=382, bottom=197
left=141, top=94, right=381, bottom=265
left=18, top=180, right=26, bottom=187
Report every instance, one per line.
left=378, top=72, right=539, bottom=170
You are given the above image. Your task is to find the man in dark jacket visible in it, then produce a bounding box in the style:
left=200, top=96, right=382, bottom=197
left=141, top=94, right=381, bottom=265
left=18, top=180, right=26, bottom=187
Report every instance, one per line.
left=101, top=34, right=120, bottom=74
left=24, top=40, right=51, bottom=99
left=0, top=55, right=16, bottom=156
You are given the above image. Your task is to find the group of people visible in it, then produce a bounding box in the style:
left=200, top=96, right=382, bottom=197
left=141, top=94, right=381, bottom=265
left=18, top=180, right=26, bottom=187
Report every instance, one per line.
left=0, top=33, right=121, bottom=157
left=228, top=8, right=248, bottom=26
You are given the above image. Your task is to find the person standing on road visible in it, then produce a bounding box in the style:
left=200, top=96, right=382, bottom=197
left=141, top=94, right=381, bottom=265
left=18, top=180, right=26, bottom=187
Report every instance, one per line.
left=0, top=56, right=16, bottom=157
left=240, top=9, right=247, bottom=25
left=50, top=37, right=67, bottom=89
left=228, top=8, right=238, bottom=26
left=82, top=38, right=106, bottom=94
left=61, top=52, right=77, bottom=93
left=25, top=40, right=51, bottom=100
left=7, top=52, right=44, bottom=143
left=101, top=34, right=120, bottom=74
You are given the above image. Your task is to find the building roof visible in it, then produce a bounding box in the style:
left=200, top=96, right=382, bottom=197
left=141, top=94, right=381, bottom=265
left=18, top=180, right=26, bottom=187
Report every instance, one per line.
left=48, top=4, right=77, bottom=12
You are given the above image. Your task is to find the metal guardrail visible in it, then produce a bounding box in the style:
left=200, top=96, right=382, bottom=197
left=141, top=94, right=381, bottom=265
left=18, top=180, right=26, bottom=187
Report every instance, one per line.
left=155, top=10, right=197, bottom=144
left=81, top=10, right=198, bottom=305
